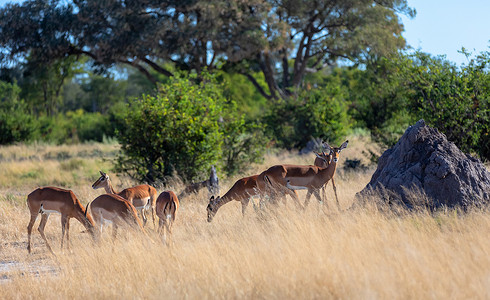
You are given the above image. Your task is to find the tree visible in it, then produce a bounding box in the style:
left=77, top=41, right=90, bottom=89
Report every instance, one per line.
left=20, top=55, right=83, bottom=116
left=0, top=0, right=414, bottom=100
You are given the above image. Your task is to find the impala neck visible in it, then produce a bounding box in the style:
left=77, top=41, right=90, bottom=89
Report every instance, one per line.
left=213, top=194, right=234, bottom=212
left=74, top=204, right=95, bottom=232
left=319, top=159, right=338, bottom=183
left=104, top=178, right=117, bottom=194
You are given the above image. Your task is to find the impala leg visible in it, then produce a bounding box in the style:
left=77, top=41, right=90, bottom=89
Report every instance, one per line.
left=286, top=189, right=303, bottom=210
left=241, top=199, right=249, bottom=216
left=38, top=213, right=55, bottom=255
left=321, top=185, right=327, bottom=203
left=112, top=223, right=118, bottom=241
left=151, top=205, right=157, bottom=230
left=313, top=189, right=328, bottom=209
left=303, top=190, right=314, bottom=209
left=331, top=177, right=340, bottom=209
left=65, top=217, right=71, bottom=250
left=60, top=216, right=68, bottom=250
left=140, top=208, right=148, bottom=227
left=158, top=218, right=164, bottom=235
left=27, top=214, right=38, bottom=254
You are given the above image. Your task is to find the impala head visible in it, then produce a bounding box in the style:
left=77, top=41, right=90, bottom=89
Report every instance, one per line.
left=207, top=195, right=220, bottom=222
left=92, top=171, right=110, bottom=190
left=314, top=151, right=331, bottom=167
left=323, top=140, right=349, bottom=163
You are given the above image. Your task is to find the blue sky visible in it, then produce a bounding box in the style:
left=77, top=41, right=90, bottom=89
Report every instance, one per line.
left=401, top=0, right=490, bottom=65
left=0, top=0, right=489, bottom=66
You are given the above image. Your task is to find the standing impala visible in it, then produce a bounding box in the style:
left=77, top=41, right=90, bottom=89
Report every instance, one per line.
left=87, top=193, right=147, bottom=240
left=155, top=191, right=179, bottom=244
left=313, top=149, right=341, bottom=209
left=257, top=141, right=348, bottom=209
left=92, top=171, right=158, bottom=228
left=26, top=186, right=96, bottom=255
left=206, top=150, right=339, bottom=222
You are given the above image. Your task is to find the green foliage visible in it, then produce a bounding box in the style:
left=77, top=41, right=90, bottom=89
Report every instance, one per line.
left=0, top=81, right=37, bottom=144
left=115, top=72, right=267, bottom=183
left=264, top=84, right=352, bottom=149
left=401, top=51, right=490, bottom=161
left=20, top=55, right=83, bottom=115
left=0, top=0, right=414, bottom=99
left=347, top=56, right=416, bottom=146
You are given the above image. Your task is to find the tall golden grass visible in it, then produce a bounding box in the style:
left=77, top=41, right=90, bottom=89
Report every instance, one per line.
left=0, top=138, right=489, bottom=299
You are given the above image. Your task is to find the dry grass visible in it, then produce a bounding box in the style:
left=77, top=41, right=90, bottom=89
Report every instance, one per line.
left=1, top=138, right=489, bottom=299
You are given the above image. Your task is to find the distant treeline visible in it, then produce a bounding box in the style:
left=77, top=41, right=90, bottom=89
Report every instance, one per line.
left=0, top=0, right=488, bottom=182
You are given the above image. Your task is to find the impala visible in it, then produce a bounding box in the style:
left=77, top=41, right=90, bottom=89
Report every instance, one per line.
left=206, top=152, right=333, bottom=221
left=257, top=141, right=348, bottom=209
left=26, top=186, right=96, bottom=255
left=155, top=191, right=179, bottom=244
left=87, top=193, right=147, bottom=240
left=92, top=171, right=158, bottom=228
left=313, top=149, right=341, bottom=209
left=207, top=175, right=265, bottom=222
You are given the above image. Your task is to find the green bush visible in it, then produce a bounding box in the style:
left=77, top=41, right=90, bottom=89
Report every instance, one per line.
left=0, top=81, right=37, bottom=144
left=264, top=84, right=352, bottom=149
left=115, top=72, right=267, bottom=183
left=398, top=51, right=489, bottom=161
left=66, top=109, right=109, bottom=142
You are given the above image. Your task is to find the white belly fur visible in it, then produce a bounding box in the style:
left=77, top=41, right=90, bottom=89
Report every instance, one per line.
left=286, top=181, right=308, bottom=190
left=133, top=197, right=151, bottom=209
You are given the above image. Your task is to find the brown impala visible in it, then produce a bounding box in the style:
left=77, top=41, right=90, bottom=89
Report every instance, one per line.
left=206, top=151, right=336, bottom=222
left=155, top=191, right=179, bottom=244
left=207, top=175, right=264, bottom=222
left=313, top=148, right=341, bottom=209
left=87, top=193, right=148, bottom=240
left=257, top=141, right=348, bottom=209
left=92, top=171, right=158, bottom=228
left=26, top=186, right=96, bottom=255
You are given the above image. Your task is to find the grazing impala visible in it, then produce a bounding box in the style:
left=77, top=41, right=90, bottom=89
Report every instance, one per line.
left=92, top=171, right=158, bottom=228
left=206, top=152, right=335, bottom=221
left=258, top=141, right=348, bottom=209
left=313, top=149, right=341, bottom=209
left=207, top=175, right=264, bottom=222
left=155, top=191, right=179, bottom=244
left=87, top=193, right=147, bottom=240
left=26, top=187, right=95, bottom=255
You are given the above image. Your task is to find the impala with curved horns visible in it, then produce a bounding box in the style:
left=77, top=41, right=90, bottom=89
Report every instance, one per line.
left=26, top=187, right=96, bottom=255
left=155, top=191, right=179, bottom=244
left=86, top=193, right=148, bottom=241
left=206, top=151, right=337, bottom=221
left=92, top=171, right=158, bottom=228
left=257, top=141, right=348, bottom=209
left=313, top=147, right=341, bottom=209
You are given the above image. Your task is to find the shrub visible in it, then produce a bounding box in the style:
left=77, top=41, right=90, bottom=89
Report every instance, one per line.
left=115, top=72, right=267, bottom=183
left=0, top=81, right=37, bottom=144
left=264, top=84, right=352, bottom=149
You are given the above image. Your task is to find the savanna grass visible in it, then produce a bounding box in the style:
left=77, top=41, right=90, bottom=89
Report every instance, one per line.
left=0, top=138, right=489, bottom=299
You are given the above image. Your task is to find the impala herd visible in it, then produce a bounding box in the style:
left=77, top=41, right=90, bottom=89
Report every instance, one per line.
left=25, top=140, right=348, bottom=254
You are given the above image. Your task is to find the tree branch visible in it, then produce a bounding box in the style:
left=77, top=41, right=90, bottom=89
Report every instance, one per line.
left=239, top=71, right=273, bottom=100
left=140, top=57, right=174, bottom=77
left=118, top=59, right=157, bottom=85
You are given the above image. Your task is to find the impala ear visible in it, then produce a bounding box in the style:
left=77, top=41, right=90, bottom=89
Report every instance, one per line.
left=322, top=142, right=333, bottom=153
left=339, top=140, right=349, bottom=151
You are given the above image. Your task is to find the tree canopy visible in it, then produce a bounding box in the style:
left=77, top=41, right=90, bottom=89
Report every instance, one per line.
left=0, top=0, right=415, bottom=99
